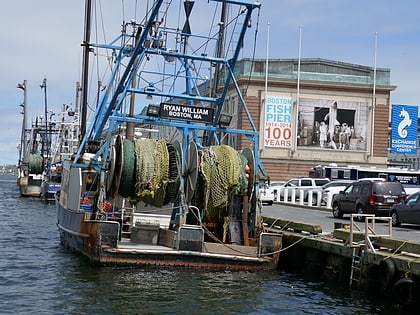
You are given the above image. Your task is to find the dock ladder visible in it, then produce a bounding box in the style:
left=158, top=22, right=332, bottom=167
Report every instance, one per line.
left=349, top=246, right=364, bottom=289
left=347, top=214, right=393, bottom=289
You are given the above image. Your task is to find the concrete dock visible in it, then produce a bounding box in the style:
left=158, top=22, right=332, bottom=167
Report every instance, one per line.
left=263, top=214, right=420, bottom=307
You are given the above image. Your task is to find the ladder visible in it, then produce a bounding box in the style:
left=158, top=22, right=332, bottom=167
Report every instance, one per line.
left=120, top=200, right=134, bottom=239
left=349, top=246, right=364, bottom=289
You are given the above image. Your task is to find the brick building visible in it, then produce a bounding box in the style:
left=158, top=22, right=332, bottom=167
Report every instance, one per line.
left=222, top=58, right=395, bottom=181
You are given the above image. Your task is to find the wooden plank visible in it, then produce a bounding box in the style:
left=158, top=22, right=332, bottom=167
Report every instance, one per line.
left=333, top=228, right=365, bottom=243
left=263, top=216, right=323, bottom=235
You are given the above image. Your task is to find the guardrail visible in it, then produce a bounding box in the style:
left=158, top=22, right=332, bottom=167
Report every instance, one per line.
left=273, top=188, right=334, bottom=209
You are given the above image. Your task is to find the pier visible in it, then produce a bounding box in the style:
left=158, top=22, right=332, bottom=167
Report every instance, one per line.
left=263, top=214, right=420, bottom=307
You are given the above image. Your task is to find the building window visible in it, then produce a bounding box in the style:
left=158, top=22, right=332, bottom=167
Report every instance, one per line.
left=253, top=61, right=264, bottom=73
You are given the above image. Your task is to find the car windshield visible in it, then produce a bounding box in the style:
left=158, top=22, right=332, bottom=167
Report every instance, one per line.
left=315, top=179, right=329, bottom=186
left=373, top=184, right=404, bottom=195
left=270, top=182, right=284, bottom=186
left=406, top=193, right=420, bottom=205
left=324, top=182, right=342, bottom=188
left=344, top=185, right=354, bottom=193
left=286, top=180, right=299, bottom=187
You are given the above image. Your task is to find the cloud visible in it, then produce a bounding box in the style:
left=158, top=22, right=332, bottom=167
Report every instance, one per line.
left=1, top=0, right=420, bottom=165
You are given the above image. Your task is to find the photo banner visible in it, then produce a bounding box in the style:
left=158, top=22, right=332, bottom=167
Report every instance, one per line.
left=264, top=96, right=293, bottom=148
left=391, top=104, right=418, bottom=154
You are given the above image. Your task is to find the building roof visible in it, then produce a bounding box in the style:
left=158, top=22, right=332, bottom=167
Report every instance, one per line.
left=236, top=58, right=393, bottom=87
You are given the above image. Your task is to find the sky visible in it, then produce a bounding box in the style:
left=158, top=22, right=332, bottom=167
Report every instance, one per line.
left=1, top=0, right=419, bottom=165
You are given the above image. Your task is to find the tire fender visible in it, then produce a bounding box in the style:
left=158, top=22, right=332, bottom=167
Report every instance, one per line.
left=392, top=278, right=420, bottom=306
left=378, top=258, right=396, bottom=289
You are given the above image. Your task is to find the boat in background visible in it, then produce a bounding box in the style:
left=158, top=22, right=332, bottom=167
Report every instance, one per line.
left=56, top=0, right=281, bottom=270
left=16, top=80, right=45, bottom=197
left=41, top=101, right=81, bottom=202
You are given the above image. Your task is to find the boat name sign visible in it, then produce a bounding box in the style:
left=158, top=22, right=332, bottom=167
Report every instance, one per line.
left=159, top=103, right=214, bottom=123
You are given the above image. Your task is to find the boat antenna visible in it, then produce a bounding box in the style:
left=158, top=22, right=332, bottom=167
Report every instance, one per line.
left=40, top=78, right=49, bottom=163
left=80, top=0, right=93, bottom=143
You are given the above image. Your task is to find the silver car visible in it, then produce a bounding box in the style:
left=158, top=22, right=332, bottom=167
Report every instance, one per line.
left=305, top=180, right=354, bottom=205
left=259, top=184, right=275, bottom=205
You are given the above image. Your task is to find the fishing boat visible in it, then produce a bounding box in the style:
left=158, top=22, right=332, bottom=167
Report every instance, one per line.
left=16, top=81, right=45, bottom=197
left=56, top=0, right=281, bottom=270
left=41, top=102, right=81, bottom=202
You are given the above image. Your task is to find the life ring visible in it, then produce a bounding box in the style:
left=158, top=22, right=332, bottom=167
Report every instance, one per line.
left=378, top=258, right=397, bottom=289
left=392, top=278, right=420, bottom=306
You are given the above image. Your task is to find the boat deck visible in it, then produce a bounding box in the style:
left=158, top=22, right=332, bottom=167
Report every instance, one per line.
left=116, top=238, right=176, bottom=252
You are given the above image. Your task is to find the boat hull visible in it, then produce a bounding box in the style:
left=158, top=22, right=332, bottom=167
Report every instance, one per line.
left=41, top=181, right=61, bottom=202
left=17, top=175, right=42, bottom=197
left=56, top=201, right=281, bottom=270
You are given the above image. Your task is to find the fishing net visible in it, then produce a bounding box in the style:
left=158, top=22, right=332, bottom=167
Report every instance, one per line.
left=163, top=142, right=181, bottom=205
left=200, top=145, right=248, bottom=221
left=118, top=139, right=136, bottom=198
left=28, top=153, right=44, bottom=174
left=134, top=138, right=169, bottom=207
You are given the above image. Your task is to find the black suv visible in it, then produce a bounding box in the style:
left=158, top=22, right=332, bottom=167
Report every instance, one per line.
left=332, top=180, right=407, bottom=220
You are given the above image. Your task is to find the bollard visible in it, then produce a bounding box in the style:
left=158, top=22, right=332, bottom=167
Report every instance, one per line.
left=290, top=189, right=296, bottom=203
left=316, top=191, right=322, bottom=207
left=326, top=192, right=333, bottom=208
left=283, top=189, right=289, bottom=203
left=308, top=191, right=313, bottom=206
left=299, top=190, right=304, bottom=205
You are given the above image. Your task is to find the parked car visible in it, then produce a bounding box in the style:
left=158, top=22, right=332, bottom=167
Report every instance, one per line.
left=304, top=180, right=354, bottom=205
left=259, top=184, right=275, bottom=205
left=401, top=184, right=420, bottom=196
left=279, top=177, right=330, bottom=200
left=269, top=181, right=285, bottom=201
left=332, top=180, right=407, bottom=221
left=389, top=191, right=420, bottom=227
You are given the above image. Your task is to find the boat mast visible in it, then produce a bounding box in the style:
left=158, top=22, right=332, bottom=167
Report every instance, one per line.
left=40, top=78, right=49, bottom=162
left=126, top=27, right=141, bottom=141
left=17, top=80, right=28, bottom=168
left=213, top=2, right=227, bottom=98
left=80, top=0, right=93, bottom=142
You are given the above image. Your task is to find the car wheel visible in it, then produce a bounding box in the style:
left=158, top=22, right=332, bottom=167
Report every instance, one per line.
left=355, top=205, right=364, bottom=222
left=390, top=210, right=401, bottom=227
left=332, top=202, right=343, bottom=218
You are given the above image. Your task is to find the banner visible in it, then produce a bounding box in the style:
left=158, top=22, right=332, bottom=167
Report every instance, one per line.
left=391, top=104, right=418, bottom=154
left=264, top=96, right=293, bottom=148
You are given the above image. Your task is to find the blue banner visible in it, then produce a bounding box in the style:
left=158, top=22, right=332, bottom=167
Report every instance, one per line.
left=390, top=104, right=418, bottom=154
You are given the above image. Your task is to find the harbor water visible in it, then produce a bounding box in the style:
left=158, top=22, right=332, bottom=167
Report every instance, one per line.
left=0, top=175, right=412, bottom=314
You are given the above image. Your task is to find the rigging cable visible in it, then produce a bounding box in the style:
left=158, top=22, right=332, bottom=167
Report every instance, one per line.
left=244, top=5, right=261, bottom=92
